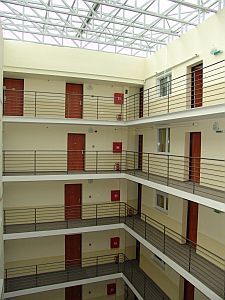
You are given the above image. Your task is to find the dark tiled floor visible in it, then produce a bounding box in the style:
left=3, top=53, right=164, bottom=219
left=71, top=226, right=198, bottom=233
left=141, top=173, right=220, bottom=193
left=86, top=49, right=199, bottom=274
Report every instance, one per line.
left=5, top=260, right=169, bottom=300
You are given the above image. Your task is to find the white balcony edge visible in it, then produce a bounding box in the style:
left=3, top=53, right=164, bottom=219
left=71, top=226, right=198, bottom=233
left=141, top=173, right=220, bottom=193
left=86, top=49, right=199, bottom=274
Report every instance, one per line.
left=3, top=173, right=225, bottom=212
left=3, top=103, right=225, bottom=127
left=3, top=223, right=124, bottom=240
left=4, top=273, right=123, bottom=298
left=124, top=225, right=223, bottom=300
left=3, top=222, right=221, bottom=300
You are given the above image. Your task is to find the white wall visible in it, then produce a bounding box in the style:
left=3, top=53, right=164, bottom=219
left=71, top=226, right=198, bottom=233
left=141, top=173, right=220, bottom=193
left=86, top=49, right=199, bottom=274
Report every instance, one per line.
left=3, top=41, right=146, bottom=85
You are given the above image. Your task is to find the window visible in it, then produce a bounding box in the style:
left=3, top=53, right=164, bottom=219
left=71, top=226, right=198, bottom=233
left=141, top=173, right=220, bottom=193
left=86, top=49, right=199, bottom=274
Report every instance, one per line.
left=155, top=191, right=168, bottom=213
left=158, top=73, right=172, bottom=97
left=157, top=128, right=170, bottom=153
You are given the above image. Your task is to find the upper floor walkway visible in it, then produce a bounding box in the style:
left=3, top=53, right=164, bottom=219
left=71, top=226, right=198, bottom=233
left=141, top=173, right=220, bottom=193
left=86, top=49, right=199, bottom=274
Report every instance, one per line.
left=3, top=150, right=225, bottom=211
left=3, top=202, right=225, bottom=300
left=4, top=253, right=168, bottom=299
left=3, top=60, right=225, bottom=126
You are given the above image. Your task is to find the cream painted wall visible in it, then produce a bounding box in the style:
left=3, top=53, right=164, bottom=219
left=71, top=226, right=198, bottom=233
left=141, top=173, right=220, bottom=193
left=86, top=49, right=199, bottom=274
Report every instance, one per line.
left=83, top=279, right=124, bottom=300
left=142, top=185, right=186, bottom=238
left=21, top=77, right=139, bottom=120
left=3, top=41, right=146, bottom=85
left=3, top=179, right=127, bottom=208
left=143, top=9, right=225, bottom=116
left=139, top=244, right=181, bottom=300
left=3, top=123, right=128, bottom=151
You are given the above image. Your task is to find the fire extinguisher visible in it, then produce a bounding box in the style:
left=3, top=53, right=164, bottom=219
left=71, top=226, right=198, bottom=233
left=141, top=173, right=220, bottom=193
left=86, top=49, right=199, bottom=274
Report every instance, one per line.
left=114, top=162, right=120, bottom=171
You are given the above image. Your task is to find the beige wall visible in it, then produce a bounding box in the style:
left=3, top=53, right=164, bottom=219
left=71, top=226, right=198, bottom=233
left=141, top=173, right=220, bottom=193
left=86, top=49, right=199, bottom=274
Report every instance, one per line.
left=3, top=40, right=146, bottom=85
left=143, top=9, right=225, bottom=117
left=140, top=244, right=182, bottom=300
left=20, top=77, right=139, bottom=120
left=3, top=123, right=128, bottom=173
left=5, top=229, right=126, bottom=269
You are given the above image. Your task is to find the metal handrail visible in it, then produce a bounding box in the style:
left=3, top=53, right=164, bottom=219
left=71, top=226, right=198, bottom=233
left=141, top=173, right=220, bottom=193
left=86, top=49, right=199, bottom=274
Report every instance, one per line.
left=4, top=253, right=169, bottom=299
left=4, top=202, right=225, bottom=267
left=3, top=59, right=225, bottom=121
left=3, top=150, right=225, bottom=204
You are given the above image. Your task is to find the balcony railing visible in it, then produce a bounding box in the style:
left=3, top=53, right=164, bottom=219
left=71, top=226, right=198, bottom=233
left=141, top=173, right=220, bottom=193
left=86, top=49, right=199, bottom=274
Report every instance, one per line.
left=3, top=150, right=225, bottom=204
left=3, top=60, right=225, bottom=122
left=4, top=253, right=169, bottom=299
left=4, top=202, right=225, bottom=298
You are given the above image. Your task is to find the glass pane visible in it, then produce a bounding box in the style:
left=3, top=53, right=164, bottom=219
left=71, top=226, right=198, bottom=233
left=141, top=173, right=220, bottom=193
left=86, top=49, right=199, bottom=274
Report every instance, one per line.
left=167, top=128, right=170, bottom=152
left=156, top=194, right=164, bottom=209
left=158, top=128, right=166, bottom=152
left=165, top=197, right=169, bottom=211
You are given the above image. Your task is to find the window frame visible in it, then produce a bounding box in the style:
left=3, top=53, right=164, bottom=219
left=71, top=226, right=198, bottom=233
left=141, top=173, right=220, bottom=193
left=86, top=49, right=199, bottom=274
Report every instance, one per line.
left=155, top=191, right=169, bottom=213
left=157, top=127, right=170, bottom=153
left=157, top=73, right=172, bottom=97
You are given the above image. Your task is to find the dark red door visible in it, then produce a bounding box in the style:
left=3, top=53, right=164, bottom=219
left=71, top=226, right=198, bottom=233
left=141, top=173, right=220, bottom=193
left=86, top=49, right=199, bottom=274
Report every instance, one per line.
left=65, top=184, right=82, bottom=219
left=65, top=83, right=83, bottom=118
left=67, top=134, right=85, bottom=171
left=65, top=286, right=82, bottom=300
left=189, top=132, right=201, bottom=183
left=138, top=135, right=143, bottom=170
left=3, top=78, right=24, bottom=116
left=184, top=280, right=194, bottom=300
left=191, top=64, right=203, bottom=108
left=65, top=234, right=81, bottom=266
left=139, top=87, right=143, bottom=118
left=186, top=201, right=199, bottom=247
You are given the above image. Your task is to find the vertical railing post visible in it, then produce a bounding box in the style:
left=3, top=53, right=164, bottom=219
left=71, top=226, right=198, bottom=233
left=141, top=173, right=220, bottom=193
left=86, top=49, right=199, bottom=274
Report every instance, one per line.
left=3, top=150, right=5, bottom=176
left=96, top=256, right=98, bottom=276
left=167, top=81, right=170, bottom=113
left=34, top=150, right=37, bottom=175
left=167, top=155, right=169, bottom=186
left=134, top=152, right=136, bottom=175
left=163, top=226, right=166, bottom=253
left=144, top=276, right=146, bottom=298
left=36, top=265, right=38, bottom=287
left=148, top=89, right=150, bottom=117
left=148, top=153, right=150, bottom=180
left=96, top=204, right=98, bottom=226
left=96, top=151, right=98, bottom=174
left=144, top=215, right=147, bottom=239
left=34, top=91, right=37, bottom=117
left=193, top=157, right=196, bottom=194
left=96, top=96, right=99, bottom=120
left=126, top=97, right=128, bottom=121
left=134, top=95, right=135, bottom=120
left=119, top=203, right=121, bottom=223
left=34, top=208, right=37, bottom=231
left=188, top=244, right=192, bottom=272
left=5, top=269, right=8, bottom=292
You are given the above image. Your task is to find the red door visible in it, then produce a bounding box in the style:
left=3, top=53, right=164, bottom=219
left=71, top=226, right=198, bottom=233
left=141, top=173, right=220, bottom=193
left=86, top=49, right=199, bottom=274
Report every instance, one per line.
left=65, top=184, right=82, bottom=219
left=67, top=134, right=85, bottom=171
left=3, top=78, right=24, bottom=116
left=191, top=64, right=203, bottom=108
left=65, top=83, right=83, bottom=118
left=65, top=234, right=81, bottom=266
left=184, top=280, right=194, bottom=300
left=186, top=201, right=199, bottom=246
left=189, top=132, right=201, bottom=183
left=65, top=286, right=82, bottom=300
left=139, top=87, right=143, bottom=118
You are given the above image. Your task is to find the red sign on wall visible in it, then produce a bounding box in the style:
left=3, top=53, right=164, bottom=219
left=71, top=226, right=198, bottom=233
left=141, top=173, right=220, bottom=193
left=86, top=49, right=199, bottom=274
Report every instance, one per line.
left=111, top=190, right=120, bottom=201
left=107, top=283, right=116, bottom=295
left=113, top=142, right=122, bottom=153
left=114, top=93, right=124, bottom=104
left=110, top=237, right=120, bottom=249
